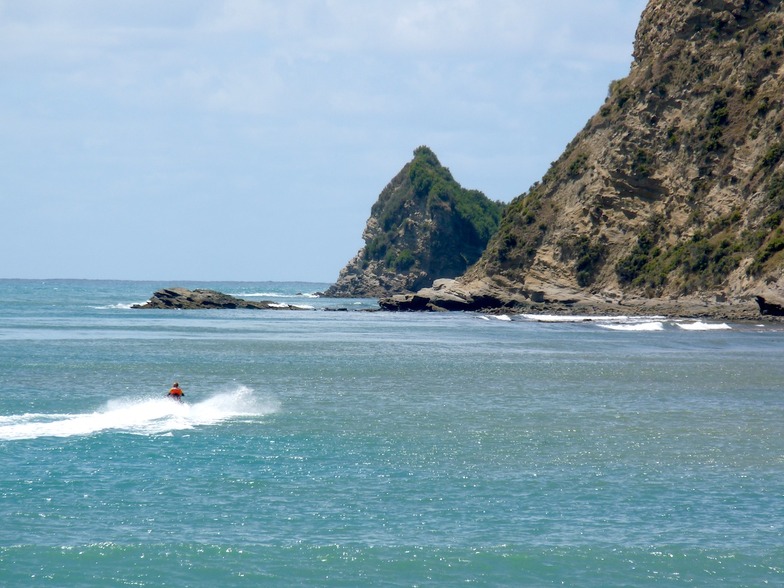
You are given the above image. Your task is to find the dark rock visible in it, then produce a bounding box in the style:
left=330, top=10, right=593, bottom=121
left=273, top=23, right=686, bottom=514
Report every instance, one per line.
left=755, top=296, right=784, bottom=317
left=131, top=288, right=306, bottom=310
left=379, top=278, right=523, bottom=312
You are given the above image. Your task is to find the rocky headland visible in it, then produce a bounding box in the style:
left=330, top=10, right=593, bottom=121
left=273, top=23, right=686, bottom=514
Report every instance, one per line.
left=376, top=0, right=784, bottom=320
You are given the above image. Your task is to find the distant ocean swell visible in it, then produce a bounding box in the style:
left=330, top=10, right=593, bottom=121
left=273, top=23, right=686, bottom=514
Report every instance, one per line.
left=1, top=280, right=782, bottom=587
left=1, top=543, right=780, bottom=586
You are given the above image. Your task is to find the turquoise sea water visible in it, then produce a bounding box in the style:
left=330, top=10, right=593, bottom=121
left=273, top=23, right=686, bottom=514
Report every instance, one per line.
left=0, top=279, right=782, bottom=586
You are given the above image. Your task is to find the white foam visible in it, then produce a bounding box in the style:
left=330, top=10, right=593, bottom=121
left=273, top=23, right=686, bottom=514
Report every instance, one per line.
left=235, top=291, right=320, bottom=299
left=675, top=321, right=731, bottom=331
left=522, top=314, right=637, bottom=323
left=0, top=386, right=278, bottom=441
left=234, top=291, right=287, bottom=298
left=523, top=314, right=593, bottom=322
left=598, top=321, right=665, bottom=331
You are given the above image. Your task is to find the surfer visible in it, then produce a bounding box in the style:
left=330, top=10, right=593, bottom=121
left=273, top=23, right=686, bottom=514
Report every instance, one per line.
left=167, top=382, right=184, bottom=401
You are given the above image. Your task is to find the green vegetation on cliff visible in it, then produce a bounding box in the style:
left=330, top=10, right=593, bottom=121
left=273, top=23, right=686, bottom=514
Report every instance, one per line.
left=363, top=146, right=505, bottom=288
left=614, top=213, right=745, bottom=294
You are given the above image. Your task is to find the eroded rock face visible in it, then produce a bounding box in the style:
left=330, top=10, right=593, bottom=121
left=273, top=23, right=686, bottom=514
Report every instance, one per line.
left=396, top=0, right=784, bottom=317
left=131, top=288, right=304, bottom=310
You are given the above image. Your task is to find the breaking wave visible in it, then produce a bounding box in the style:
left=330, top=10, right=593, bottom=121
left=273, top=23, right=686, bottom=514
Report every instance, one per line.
left=489, top=313, right=734, bottom=331
left=675, top=320, right=732, bottom=331
left=597, top=321, right=665, bottom=331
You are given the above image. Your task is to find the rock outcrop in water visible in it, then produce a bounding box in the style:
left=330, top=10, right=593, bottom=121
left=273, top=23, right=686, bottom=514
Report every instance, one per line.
left=382, top=0, right=784, bottom=319
left=324, top=146, right=505, bottom=298
left=131, top=288, right=304, bottom=310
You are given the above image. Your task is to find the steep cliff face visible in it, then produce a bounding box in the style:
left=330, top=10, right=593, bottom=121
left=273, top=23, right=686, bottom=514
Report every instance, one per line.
left=431, top=0, right=784, bottom=315
left=325, top=147, right=505, bottom=297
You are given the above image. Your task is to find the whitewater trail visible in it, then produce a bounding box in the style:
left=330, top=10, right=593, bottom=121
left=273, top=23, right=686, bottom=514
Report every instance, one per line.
left=0, top=386, right=279, bottom=441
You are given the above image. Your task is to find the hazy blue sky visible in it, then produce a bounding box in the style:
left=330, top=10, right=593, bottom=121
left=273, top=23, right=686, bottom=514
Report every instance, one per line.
left=1, top=0, right=648, bottom=282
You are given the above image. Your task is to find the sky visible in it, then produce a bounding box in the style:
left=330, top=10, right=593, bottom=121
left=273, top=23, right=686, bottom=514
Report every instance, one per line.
left=0, top=0, right=649, bottom=282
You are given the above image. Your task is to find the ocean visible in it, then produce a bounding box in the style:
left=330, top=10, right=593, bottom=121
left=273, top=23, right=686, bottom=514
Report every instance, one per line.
left=0, top=279, right=782, bottom=586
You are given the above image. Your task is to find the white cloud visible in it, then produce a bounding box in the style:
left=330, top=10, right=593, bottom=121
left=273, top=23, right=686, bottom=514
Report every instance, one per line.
left=191, top=1, right=640, bottom=59
left=0, top=0, right=649, bottom=280
left=0, top=1, right=642, bottom=118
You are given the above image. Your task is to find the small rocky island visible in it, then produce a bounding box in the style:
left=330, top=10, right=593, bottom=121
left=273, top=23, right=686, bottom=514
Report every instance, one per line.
left=131, top=288, right=306, bottom=310
left=323, top=146, right=506, bottom=298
